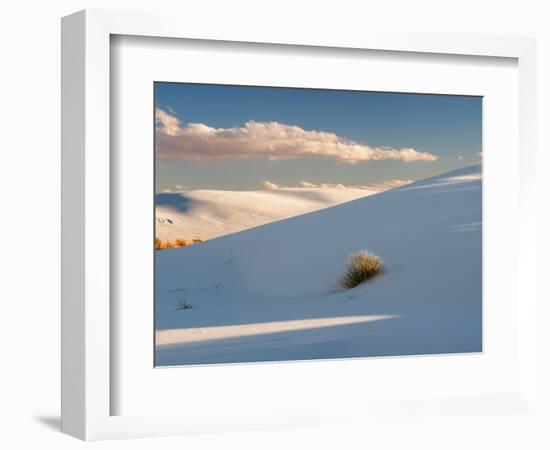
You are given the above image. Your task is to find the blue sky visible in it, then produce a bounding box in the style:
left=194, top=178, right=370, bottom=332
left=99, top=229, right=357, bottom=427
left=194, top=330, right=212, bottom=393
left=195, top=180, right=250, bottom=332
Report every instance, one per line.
left=155, top=82, right=481, bottom=191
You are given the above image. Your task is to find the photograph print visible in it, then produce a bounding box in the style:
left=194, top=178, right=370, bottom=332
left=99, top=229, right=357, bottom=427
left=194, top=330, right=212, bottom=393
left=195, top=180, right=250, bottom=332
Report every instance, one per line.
left=154, top=83, right=482, bottom=366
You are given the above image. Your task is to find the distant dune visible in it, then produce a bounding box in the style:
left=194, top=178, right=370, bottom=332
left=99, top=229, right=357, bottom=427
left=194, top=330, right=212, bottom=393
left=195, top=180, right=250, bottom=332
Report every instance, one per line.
left=155, top=187, right=378, bottom=241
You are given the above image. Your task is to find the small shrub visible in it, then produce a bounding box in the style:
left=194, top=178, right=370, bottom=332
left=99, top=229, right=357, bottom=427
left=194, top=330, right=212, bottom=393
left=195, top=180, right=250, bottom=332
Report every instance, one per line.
left=340, top=249, right=384, bottom=289
left=155, top=237, right=202, bottom=250
left=155, top=237, right=170, bottom=250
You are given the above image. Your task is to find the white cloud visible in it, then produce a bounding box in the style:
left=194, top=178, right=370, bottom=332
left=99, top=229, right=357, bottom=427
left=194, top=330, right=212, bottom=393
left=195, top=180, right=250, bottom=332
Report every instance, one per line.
left=457, top=154, right=464, bottom=161
left=261, top=180, right=282, bottom=190
left=260, top=179, right=412, bottom=192
left=298, top=181, right=349, bottom=189
left=155, top=108, right=438, bottom=164
left=156, top=108, right=182, bottom=136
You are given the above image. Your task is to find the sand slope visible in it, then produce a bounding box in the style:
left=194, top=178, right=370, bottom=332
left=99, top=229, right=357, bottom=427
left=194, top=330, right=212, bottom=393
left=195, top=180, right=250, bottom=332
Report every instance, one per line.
left=155, top=165, right=482, bottom=366
left=155, top=187, right=377, bottom=241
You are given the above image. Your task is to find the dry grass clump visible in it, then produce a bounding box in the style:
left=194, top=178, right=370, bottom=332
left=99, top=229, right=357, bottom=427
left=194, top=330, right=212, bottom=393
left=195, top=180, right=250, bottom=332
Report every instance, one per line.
left=340, top=249, right=384, bottom=289
left=155, top=238, right=171, bottom=250
left=155, top=237, right=203, bottom=250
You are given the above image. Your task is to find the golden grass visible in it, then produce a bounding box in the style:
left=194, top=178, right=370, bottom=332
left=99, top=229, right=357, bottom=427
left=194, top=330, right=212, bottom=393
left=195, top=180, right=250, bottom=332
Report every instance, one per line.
left=155, top=237, right=203, bottom=250
left=340, top=249, right=384, bottom=289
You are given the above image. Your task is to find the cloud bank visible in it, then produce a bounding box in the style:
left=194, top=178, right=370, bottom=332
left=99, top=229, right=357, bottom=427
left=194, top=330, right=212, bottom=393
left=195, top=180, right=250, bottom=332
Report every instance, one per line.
left=156, top=108, right=438, bottom=164
left=261, top=179, right=412, bottom=192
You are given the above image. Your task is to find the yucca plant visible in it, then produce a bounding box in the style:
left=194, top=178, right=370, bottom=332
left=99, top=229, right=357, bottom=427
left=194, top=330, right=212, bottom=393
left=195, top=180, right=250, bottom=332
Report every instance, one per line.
left=340, top=249, right=384, bottom=289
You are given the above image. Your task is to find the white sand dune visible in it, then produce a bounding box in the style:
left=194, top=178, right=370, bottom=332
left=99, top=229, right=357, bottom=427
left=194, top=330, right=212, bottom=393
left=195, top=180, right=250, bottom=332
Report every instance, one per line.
left=155, top=187, right=377, bottom=241
left=155, top=164, right=482, bottom=366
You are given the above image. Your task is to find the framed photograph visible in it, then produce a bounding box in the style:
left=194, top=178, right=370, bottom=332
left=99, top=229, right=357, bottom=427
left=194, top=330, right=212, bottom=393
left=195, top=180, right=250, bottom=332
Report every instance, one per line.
left=61, top=9, right=538, bottom=440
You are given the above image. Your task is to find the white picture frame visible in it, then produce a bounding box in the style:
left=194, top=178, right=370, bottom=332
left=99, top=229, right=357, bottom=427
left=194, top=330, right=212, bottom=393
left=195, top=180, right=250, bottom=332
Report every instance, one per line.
left=61, top=9, right=537, bottom=441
